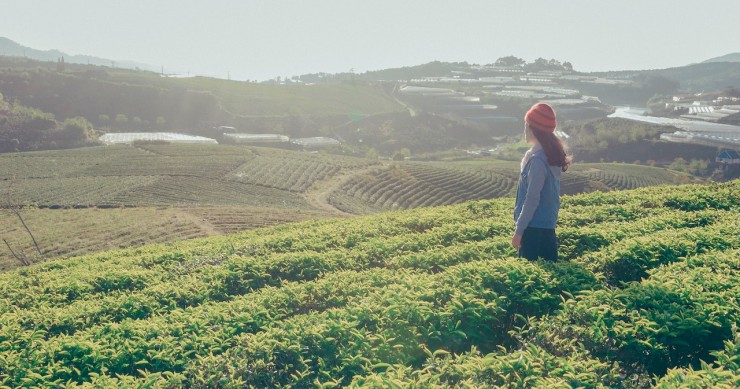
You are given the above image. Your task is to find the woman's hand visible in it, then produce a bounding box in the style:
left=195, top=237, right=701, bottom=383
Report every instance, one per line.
left=511, top=234, right=522, bottom=250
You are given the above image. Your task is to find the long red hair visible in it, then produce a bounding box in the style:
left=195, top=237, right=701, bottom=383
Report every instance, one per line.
left=530, top=127, right=571, bottom=171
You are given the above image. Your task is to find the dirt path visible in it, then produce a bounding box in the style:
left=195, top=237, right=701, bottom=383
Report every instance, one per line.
left=179, top=210, right=223, bottom=236
left=304, top=164, right=387, bottom=216
left=391, top=83, right=417, bottom=117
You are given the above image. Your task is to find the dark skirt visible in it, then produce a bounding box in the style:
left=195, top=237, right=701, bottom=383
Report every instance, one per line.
left=519, top=227, right=558, bottom=261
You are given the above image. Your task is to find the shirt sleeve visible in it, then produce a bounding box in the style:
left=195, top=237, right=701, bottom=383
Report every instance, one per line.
left=515, top=157, right=547, bottom=236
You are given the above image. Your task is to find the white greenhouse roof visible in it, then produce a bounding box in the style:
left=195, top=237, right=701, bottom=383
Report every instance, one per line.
left=290, top=137, right=341, bottom=147
left=223, top=133, right=290, bottom=143
left=100, top=132, right=218, bottom=145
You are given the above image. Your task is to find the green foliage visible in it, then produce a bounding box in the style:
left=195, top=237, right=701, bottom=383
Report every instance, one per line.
left=563, top=118, right=668, bottom=152
left=0, top=177, right=737, bottom=387
left=531, top=250, right=740, bottom=383
left=0, top=63, right=403, bottom=139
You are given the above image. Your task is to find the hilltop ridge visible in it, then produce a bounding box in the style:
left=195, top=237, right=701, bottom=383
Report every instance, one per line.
left=703, top=52, right=740, bottom=63
left=0, top=37, right=157, bottom=72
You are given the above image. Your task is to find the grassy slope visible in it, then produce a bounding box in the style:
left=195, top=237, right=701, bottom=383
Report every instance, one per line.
left=0, top=180, right=737, bottom=387
left=329, top=160, right=696, bottom=214
left=105, top=71, right=404, bottom=118
left=0, top=207, right=334, bottom=271
left=1, top=145, right=698, bottom=270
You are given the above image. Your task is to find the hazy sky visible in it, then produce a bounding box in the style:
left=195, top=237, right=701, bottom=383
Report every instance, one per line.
left=2, top=0, right=739, bottom=81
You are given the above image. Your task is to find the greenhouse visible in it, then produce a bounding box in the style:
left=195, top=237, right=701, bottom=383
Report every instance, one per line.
left=222, top=133, right=290, bottom=144
left=100, top=132, right=218, bottom=145
left=290, top=137, right=341, bottom=148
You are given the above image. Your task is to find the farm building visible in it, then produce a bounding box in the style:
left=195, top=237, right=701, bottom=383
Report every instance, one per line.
left=222, top=133, right=290, bottom=144
left=99, top=132, right=218, bottom=145
left=399, top=86, right=462, bottom=97
left=716, top=150, right=740, bottom=165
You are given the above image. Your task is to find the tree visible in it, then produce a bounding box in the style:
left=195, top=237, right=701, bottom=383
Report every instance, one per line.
left=392, top=147, right=410, bottom=161
left=53, top=117, right=96, bottom=148
left=494, top=56, right=525, bottom=67
left=365, top=148, right=378, bottom=160
left=669, top=157, right=688, bottom=172
left=533, top=57, right=550, bottom=70
left=115, top=114, right=128, bottom=125
left=156, top=116, right=167, bottom=127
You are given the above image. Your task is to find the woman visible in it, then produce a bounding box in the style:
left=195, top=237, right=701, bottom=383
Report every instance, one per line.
left=512, top=103, right=570, bottom=261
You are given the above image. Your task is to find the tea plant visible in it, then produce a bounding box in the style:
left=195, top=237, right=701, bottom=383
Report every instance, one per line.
left=0, top=180, right=737, bottom=387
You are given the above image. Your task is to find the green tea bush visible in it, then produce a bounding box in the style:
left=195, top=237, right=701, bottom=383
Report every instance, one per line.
left=0, top=180, right=738, bottom=387
left=529, top=250, right=740, bottom=383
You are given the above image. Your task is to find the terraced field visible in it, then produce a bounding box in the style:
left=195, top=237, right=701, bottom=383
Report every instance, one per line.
left=0, top=207, right=335, bottom=271
left=329, top=160, right=694, bottom=214
left=1, top=145, right=368, bottom=209
left=1, top=144, right=698, bottom=269
left=570, top=163, right=690, bottom=190
left=0, top=181, right=737, bottom=387
left=329, top=162, right=516, bottom=214
left=0, top=145, right=359, bottom=267
left=226, top=149, right=375, bottom=193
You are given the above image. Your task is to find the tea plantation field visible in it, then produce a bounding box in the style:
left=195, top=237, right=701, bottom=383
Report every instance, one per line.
left=328, top=160, right=693, bottom=214
left=0, top=180, right=738, bottom=387
left=2, top=144, right=695, bottom=269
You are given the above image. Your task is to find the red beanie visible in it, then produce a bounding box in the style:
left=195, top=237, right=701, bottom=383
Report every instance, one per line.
left=525, top=103, right=557, bottom=133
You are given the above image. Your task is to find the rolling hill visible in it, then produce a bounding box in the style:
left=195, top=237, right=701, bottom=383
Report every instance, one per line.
left=0, top=144, right=368, bottom=269
left=703, top=53, right=740, bottom=63
left=0, top=179, right=737, bottom=387
left=0, top=37, right=156, bottom=72
left=1, top=143, right=699, bottom=270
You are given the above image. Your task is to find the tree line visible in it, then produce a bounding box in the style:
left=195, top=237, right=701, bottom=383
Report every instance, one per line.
left=0, top=92, right=97, bottom=152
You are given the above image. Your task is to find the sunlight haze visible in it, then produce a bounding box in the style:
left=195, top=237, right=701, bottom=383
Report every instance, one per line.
left=2, top=0, right=739, bottom=80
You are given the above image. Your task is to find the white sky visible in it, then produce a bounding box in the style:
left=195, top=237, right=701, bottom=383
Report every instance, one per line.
left=2, top=0, right=739, bottom=81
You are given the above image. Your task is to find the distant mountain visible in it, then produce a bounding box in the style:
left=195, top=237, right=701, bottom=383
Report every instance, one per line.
left=646, top=62, right=740, bottom=92
left=0, top=36, right=158, bottom=72
left=703, top=53, right=740, bottom=63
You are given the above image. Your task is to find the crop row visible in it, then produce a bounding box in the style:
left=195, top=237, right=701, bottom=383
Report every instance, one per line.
left=4, top=176, right=158, bottom=208
left=0, top=182, right=731, bottom=315
left=0, top=146, right=150, bottom=180
left=0, top=180, right=737, bottom=386
left=106, top=176, right=310, bottom=208
left=331, top=163, right=514, bottom=213
left=0, top=216, right=515, bottom=324
left=584, top=170, right=666, bottom=190
left=226, top=156, right=343, bottom=192
left=320, top=249, right=740, bottom=388
left=0, top=208, right=207, bottom=270
left=133, top=143, right=257, bottom=157
left=8, top=232, right=738, bottom=387
left=183, top=207, right=333, bottom=234
left=570, top=164, right=683, bottom=191
left=529, top=249, right=740, bottom=383
left=1, top=182, right=733, bottom=314
left=1, top=257, right=568, bottom=387
left=82, top=155, right=248, bottom=178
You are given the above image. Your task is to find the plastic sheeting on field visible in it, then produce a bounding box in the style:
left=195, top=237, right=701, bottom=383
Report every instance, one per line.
left=100, top=132, right=218, bottom=145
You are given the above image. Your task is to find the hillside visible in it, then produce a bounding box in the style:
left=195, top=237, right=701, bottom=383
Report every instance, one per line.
left=328, top=160, right=695, bottom=214
left=648, top=62, right=740, bottom=93
left=0, top=56, right=404, bottom=141
left=0, top=37, right=155, bottom=72
left=0, top=180, right=738, bottom=387
left=0, top=144, right=699, bottom=269
left=703, top=53, right=740, bottom=63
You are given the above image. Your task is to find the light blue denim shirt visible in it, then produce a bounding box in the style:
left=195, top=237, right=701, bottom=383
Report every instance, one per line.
left=513, top=147, right=562, bottom=235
